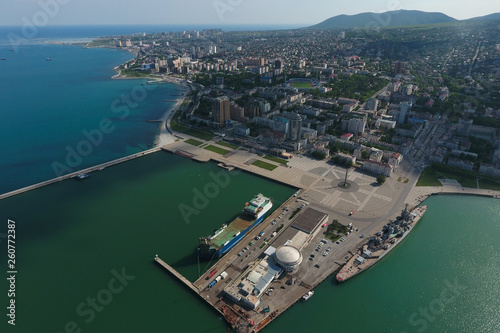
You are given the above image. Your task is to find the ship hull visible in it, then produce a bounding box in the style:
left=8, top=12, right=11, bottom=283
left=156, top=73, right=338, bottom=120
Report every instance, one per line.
left=336, top=205, right=427, bottom=283
left=199, top=198, right=272, bottom=259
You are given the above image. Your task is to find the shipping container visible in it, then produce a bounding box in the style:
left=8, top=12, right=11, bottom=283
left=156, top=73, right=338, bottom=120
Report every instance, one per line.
left=207, top=269, right=217, bottom=279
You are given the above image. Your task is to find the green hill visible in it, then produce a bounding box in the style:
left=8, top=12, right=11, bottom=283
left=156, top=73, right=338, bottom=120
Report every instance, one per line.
left=467, top=13, right=500, bottom=21
left=307, top=10, right=458, bottom=30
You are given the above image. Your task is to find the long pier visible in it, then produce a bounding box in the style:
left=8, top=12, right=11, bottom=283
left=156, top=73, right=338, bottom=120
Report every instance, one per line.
left=0, top=147, right=161, bottom=200
left=154, top=255, right=200, bottom=294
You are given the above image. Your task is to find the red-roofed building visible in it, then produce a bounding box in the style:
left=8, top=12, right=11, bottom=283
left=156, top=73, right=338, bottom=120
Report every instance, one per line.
left=341, top=133, right=353, bottom=142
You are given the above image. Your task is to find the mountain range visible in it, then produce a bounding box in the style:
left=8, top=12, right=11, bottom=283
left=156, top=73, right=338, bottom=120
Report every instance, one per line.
left=307, top=10, right=500, bottom=30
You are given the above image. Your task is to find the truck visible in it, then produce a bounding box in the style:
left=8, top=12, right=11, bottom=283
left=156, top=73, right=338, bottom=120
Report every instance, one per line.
left=207, top=269, right=217, bottom=280
left=271, top=232, right=277, bottom=237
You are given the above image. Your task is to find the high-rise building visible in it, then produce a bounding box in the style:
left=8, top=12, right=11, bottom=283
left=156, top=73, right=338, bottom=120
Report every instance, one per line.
left=213, top=97, right=230, bottom=127
left=260, top=101, right=271, bottom=114
left=365, top=98, right=379, bottom=111
left=274, top=59, right=283, bottom=71
left=246, top=57, right=265, bottom=67
left=397, top=102, right=412, bottom=125
left=347, top=118, right=366, bottom=136
left=394, top=62, right=403, bottom=75
left=216, top=76, right=224, bottom=89
left=273, top=117, right=289, bottom=134
left=244, top=101, right=260, bottom=118
left=457, top=119, right=473, bottom=136
left=229, top=102, right=245, bottom=122
left=287, top=113, right=302, bottom=142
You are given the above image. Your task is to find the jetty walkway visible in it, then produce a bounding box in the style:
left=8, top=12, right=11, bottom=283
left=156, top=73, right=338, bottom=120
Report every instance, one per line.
left=0, top=147, right=161, bottom=200
left=154, top=255, right=199, bottom=294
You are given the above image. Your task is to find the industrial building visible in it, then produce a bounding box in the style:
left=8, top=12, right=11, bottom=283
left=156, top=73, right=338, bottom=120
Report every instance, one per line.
left=223, top=255, right=282, bottom=310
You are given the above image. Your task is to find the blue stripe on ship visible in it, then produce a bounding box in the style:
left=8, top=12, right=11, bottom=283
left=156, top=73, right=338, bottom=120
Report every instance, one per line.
left=215, top=214, right=266, bottom=258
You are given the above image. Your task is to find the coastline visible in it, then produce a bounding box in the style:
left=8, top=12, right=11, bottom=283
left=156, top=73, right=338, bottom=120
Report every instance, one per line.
left=83, top=39, right=190, bottom=148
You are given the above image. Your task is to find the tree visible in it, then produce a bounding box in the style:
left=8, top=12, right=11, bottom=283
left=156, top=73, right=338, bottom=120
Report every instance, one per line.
left=330, top=142, right=341, bottom=153
left=312, top=151, right=326, bottom=160
left=376, top=174, right=386, bottom=184
left=361, top=150, right=370, bottom=160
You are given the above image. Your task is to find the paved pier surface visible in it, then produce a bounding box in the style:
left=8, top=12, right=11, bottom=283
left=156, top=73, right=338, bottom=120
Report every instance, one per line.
left=154, top=256, right=200, bottom=294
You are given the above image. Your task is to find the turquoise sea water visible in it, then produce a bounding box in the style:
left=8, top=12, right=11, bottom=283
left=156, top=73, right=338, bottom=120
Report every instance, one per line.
left=0, top=152, right=296, bottom=333
left=0, top=40, right=182, bottom=194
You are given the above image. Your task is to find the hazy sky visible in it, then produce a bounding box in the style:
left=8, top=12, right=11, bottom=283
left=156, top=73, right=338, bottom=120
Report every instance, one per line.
left=1, top=0, right=498, bottom=27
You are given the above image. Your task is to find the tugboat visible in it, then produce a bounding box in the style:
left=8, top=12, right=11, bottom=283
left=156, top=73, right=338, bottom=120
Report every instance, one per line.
left=301, top=290, right=314, bottom=302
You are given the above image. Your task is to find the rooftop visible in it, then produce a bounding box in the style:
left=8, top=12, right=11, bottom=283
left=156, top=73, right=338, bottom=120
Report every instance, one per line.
left=291, top=207, right=328, bottom=234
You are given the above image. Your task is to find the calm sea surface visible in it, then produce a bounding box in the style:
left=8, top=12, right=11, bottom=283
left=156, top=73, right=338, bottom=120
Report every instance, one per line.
left=0, top=155, right=498, bottom=333
left=0, top=26, right=498, bottom=333
left=0, top=32, right=182, bottom=194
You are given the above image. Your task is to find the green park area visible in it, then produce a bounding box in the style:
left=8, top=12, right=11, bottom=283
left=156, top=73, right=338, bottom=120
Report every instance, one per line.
left=170, top=109, right=189, bottom=132
left=184, top=129, right=214, bottom=141
left=252, top=160, right=278, bottom=171
left=290, top=81, right=313, bottom=88
left=204, top=145, right=231, bottom=155
left=185, top=139, right=203, bottom=146
left=264, top=155, right=288, bottom=165
left=325, top=220, right=350, bottom=242
left=216, top=141, right=238, bottom=149
left=417, top=165, right=500, bottom=190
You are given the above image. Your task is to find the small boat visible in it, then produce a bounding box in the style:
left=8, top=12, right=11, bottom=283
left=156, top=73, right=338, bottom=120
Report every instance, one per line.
left=302, top=290, right=314, bottom=302
left=1, top=58, right=6, bottom=61
left=74, top=172, right=91, bottom=180
left=10, top=49, right=14, bottom=51
left=46, top=58, right=51, bottom=61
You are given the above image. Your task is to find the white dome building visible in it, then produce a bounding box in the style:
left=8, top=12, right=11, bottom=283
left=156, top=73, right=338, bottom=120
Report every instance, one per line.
left=274, top=245, right=302, bottom=272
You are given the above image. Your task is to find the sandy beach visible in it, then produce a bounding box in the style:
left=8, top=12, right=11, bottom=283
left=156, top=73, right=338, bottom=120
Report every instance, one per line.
left=154, top=78, right=192, bottom=147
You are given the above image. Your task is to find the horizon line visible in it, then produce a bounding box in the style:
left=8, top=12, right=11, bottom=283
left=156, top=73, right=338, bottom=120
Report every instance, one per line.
left=0, top=10, right=497, bottom=29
